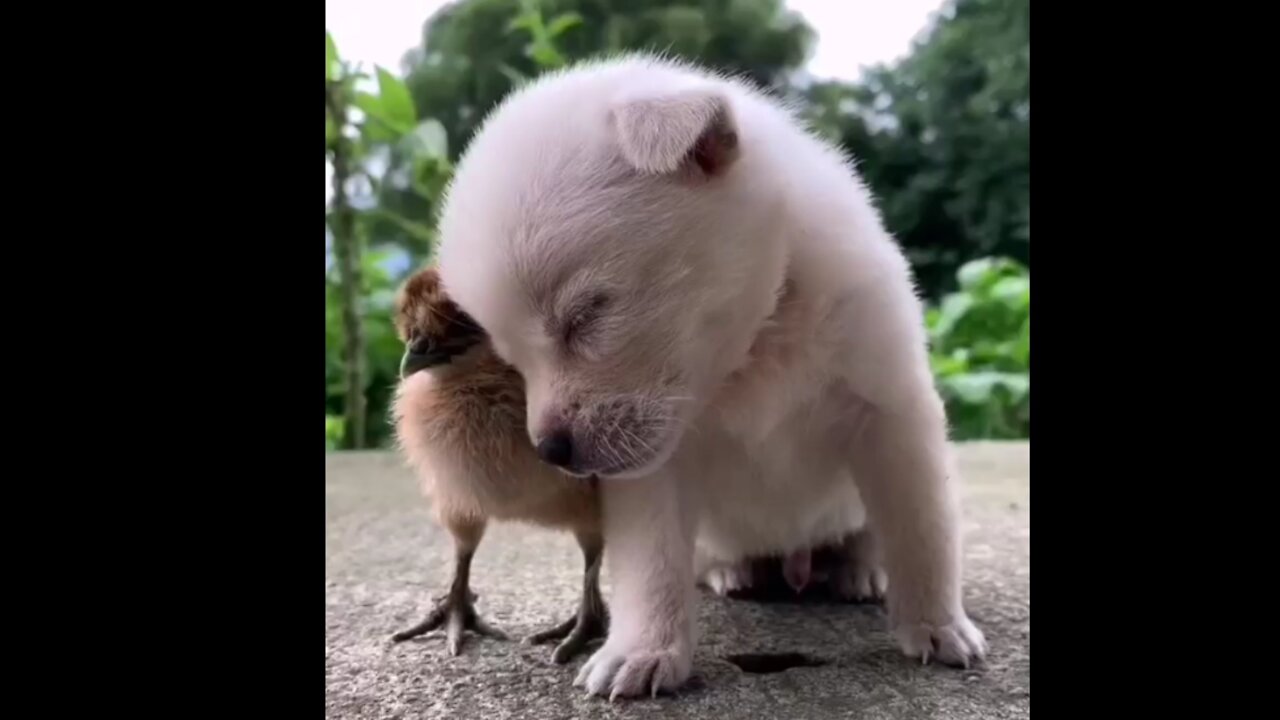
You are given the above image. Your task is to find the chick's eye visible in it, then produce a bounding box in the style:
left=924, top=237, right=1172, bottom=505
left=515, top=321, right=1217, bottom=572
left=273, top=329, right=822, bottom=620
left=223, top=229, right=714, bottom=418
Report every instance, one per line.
left=410, top=335, right=434, bottom=356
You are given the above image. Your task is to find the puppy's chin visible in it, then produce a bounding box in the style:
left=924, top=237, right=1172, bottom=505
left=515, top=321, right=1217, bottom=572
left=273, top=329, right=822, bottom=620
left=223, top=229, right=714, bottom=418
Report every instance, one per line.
left=556, top=467, right=595, bottom=480
left=591, top=438, right=681, bottom=481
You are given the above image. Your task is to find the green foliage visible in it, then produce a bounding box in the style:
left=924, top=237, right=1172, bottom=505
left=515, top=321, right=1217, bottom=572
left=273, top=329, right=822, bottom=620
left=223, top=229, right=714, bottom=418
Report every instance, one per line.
left=375, top=68, right=420, bottom=133
left=803, top=0, right=1029, bottom=300
left=326, top=30, right=455, bottom=449
left=506, top=0, right=583, bottom=72
left=400, top=0, right=813, bottom=166
left=325, top=415, right=345, bottom=450
left=326, top=32, right=339, bottom=81
left=325, top=249, right=405, bottom=449
left=927, top=257, right=1030, bottom=440
left=362, top=0, right=814, bottom=273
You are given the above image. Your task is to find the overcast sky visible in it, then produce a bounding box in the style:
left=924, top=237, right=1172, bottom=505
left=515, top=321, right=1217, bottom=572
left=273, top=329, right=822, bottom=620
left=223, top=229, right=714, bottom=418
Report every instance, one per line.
left=324, top=0, right=944, bottom=82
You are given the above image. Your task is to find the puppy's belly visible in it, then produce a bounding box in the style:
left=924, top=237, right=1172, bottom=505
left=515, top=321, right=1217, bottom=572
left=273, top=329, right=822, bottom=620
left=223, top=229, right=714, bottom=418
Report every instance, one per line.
left=687, top=433, right=866, bottom=565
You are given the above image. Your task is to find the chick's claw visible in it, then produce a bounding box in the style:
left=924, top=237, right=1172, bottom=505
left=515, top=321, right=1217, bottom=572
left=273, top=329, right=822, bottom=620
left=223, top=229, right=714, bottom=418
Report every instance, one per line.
left=392, top=588, right=507, bottom=656
left=526, top=606, right=607, bottom=664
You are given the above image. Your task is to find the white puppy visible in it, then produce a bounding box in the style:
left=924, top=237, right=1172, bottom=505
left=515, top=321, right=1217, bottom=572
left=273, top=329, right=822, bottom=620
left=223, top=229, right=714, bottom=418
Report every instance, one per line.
left=437, top=55, right=985, bottom=699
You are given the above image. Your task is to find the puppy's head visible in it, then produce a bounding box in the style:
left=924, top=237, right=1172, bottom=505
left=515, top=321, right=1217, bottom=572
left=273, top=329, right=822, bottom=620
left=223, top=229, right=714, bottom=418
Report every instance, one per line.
left=394, top=266, right=487, bottom=378
left=437, top=57, right=788, bottom=479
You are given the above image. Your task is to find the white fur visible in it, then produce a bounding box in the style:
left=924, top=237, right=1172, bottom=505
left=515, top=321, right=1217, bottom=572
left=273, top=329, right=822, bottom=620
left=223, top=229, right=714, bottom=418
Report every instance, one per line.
left=437, top=55, right=985, bottom=699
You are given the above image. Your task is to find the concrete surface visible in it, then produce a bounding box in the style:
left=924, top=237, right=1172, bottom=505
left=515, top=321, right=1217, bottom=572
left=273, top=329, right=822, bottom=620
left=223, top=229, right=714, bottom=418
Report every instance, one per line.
left=326, top=443, right=1029, bottom=719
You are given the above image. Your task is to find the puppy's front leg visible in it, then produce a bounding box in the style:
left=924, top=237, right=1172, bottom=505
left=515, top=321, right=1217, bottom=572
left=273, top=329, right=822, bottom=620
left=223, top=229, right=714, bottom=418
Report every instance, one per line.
left=575, top=468, right=696, bottom=699
left=849, top=401, right=986, bottom=667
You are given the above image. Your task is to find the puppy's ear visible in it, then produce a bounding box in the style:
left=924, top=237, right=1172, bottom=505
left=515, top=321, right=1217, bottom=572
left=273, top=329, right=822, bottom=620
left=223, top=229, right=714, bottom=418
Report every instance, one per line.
left=611, top=88, right=739, bottom=177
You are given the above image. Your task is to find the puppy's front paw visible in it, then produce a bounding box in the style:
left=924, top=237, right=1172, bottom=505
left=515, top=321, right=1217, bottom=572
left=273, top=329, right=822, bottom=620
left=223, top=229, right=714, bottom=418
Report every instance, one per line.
left=574, top=639, right=692, bottom=700
left=894, top=612, right=987, bottom=668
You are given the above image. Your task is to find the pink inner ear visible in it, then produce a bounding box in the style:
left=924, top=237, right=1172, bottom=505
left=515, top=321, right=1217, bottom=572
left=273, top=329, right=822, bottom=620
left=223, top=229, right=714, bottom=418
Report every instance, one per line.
left=691, top=123, right=738, bottom=176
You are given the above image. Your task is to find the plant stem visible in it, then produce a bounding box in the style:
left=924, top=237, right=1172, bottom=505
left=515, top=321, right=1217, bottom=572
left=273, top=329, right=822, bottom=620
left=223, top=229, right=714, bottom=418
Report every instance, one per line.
left=326, top=80, right=367, bottom=449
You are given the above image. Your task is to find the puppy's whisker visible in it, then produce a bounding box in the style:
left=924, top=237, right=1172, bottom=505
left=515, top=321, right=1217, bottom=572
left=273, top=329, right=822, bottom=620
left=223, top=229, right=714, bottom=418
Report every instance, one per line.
left=618, top=426, right=652, bottom=461
left=600, top=407, right=630, bottom=468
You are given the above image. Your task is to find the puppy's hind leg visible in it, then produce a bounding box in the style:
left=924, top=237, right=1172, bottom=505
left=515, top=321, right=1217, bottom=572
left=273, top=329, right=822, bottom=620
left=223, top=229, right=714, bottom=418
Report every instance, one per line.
left=699, top=560, right=753, bottom=597
left=526, top=529, right=609, bottom=664
left=392, top=516, right=508, bottom=655
left=829, top=529, right=888, bottom=603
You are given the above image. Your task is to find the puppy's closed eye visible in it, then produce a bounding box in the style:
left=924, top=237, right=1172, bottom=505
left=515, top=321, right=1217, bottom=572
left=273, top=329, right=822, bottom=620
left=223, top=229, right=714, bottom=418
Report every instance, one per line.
left=562, top=292, right=611, bottom=347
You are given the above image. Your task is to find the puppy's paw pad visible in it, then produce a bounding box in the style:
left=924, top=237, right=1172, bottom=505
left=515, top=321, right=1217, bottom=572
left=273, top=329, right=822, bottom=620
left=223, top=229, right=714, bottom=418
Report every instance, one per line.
left=575, top=643, right=691, bottom=699
left=894, top=614, right=986, bottom=668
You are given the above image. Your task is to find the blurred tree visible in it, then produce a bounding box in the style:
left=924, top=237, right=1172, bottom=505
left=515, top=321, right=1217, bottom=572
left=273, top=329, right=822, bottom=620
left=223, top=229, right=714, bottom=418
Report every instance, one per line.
left=326, top=31, right=448, bottom=449
left=804, top=0, right=1029, bottom=299
left=361, top=0, right=815, bottom=259
left=403, top=0, right=813, bottom=161
left=326, top=33, right=371, bottom=449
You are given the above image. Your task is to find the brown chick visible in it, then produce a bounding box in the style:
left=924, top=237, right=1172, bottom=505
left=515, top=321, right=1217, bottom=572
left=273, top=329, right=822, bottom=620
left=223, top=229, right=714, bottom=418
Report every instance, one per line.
left=389, top=266, right=607, bottom=663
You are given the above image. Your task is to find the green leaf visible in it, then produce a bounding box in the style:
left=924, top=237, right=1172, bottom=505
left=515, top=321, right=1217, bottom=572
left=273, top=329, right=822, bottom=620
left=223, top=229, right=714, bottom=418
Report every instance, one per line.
left=352, top=92, right=399, bottom=143
left=929, top=350, right=970, bottom=377
left=943, top=372, right=1029, bottom=405
left=998, top=373, right=1030, bottom=400
left=990, top=276, right=1030, bottom=310
left=941, top=375, right=990, bottom=404
left=956, top=258, right=994, bottom=290
left=924, top=307, right=941, bottom=330
left=326, top=32, right=338, bottom=81
left=410, top=157, right=451, bottom=201
left=364, top=249, right=393, bottom=280
left=368, top=208, right=436, bottom=244
left=403, top=119, right=449, bottom=161
left=546, top=12, right=583, bottom=38
left=506, top=13, right=540, bottom=34
left=1014, top=317, right=1030, bottom=366
left=931, top=292, right=973, bottom=340
left=325, top=414, right=345, bottom=450
left=361, top=123, right=398, bottom=144
left=957, top=257, right=1025, bottom=292
left=352, top=91, right=382, bottom=118
left=497, top=63, right=528, bottom=87
left=326, top=113, right=337, bottom=145
left=376, top=67, right=417, bottom=133
left=529, top=43, right=564, bottom=69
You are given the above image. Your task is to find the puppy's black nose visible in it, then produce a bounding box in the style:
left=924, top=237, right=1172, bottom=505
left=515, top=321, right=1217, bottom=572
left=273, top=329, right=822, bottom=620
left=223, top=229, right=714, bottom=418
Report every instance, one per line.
left=536, top=431, right=574, bottom=468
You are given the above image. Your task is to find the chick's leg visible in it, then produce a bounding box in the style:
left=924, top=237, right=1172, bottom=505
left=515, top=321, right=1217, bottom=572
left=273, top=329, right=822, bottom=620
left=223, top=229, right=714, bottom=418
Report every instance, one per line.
left=392, top=516, right=507, bottom=655
left=526, top=529, right=609, bottom=663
